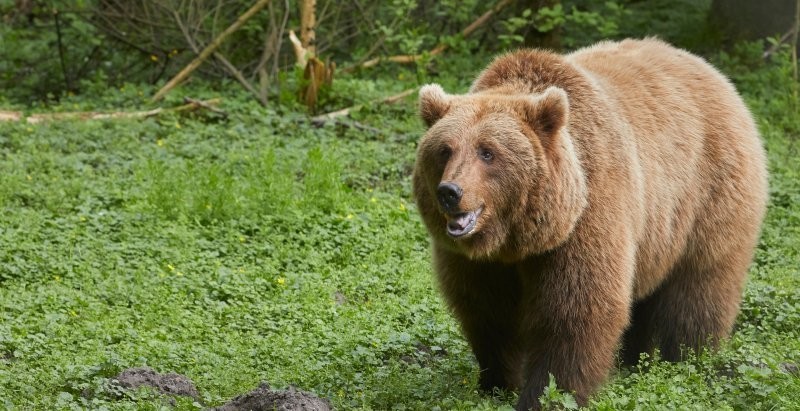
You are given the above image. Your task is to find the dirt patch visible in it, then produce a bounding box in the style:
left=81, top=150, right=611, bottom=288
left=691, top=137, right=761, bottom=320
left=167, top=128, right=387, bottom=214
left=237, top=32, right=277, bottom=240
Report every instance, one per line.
left=213, top=383, right=331, bottom=411
left=113, top=367, right=199, bottom=400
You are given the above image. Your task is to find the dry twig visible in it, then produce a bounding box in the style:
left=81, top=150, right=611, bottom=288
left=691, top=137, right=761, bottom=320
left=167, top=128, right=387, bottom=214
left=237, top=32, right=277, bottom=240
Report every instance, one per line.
left=310, top=88, right=416, bottom=126
left=762, top=26, right=799, bottom=60
left=183, top=97, right=229, bottom=117
left=152, top=0, right=273, bottom=102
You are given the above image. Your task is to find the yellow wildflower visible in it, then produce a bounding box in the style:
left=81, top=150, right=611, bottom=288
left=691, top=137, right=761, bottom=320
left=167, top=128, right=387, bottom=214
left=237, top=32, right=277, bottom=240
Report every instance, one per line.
left=276, top=277, right=286, bottom=286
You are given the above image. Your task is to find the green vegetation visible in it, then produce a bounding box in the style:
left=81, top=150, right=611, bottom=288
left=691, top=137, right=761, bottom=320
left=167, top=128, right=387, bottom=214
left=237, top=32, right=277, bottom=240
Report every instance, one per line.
left=1, top=43, right=798, bottom=409
left=1, top=0, right=799, bottom=409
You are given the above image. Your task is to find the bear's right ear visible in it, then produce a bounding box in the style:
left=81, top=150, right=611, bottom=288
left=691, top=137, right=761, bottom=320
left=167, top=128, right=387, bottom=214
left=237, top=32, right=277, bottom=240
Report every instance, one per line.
left=521, top=86, right=569, bottom=139
left=419, top=84, right=451, bottom=128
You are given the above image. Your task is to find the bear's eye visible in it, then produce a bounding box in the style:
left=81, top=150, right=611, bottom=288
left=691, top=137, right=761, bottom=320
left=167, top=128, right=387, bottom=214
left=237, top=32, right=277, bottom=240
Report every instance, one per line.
left=439, top=146, right=452, bottom=160
left=478, top=148, right=494, bottom=162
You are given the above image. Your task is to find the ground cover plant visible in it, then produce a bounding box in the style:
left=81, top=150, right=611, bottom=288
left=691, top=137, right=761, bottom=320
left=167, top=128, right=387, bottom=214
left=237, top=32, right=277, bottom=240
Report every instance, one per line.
left=2, top=1, right=800, bottom=408
left=1, top=42, right=799, bottom=410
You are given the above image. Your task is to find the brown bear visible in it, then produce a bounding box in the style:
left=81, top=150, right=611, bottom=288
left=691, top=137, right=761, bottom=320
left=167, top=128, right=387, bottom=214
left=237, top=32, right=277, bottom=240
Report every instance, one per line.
left=412, top=38, right=767, bottom=410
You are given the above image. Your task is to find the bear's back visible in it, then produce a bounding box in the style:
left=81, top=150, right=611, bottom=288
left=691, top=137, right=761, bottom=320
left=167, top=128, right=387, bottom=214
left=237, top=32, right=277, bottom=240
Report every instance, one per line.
left=567, top=39, right=767, bottom=298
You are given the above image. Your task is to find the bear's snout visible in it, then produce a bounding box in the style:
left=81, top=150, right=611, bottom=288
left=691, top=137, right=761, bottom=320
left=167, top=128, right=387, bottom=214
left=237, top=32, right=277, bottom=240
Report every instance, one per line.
left=437, top=182, right=463, bottom=211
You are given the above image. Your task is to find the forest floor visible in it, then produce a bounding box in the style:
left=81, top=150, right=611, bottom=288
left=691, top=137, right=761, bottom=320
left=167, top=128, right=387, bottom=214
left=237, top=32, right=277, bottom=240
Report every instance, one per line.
left=1, top=44, right=798, bottom=410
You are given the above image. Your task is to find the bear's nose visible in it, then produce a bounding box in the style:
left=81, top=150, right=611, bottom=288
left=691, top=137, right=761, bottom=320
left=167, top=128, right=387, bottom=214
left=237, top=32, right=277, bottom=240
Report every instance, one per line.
left=437, top=182, right=462, bottom=211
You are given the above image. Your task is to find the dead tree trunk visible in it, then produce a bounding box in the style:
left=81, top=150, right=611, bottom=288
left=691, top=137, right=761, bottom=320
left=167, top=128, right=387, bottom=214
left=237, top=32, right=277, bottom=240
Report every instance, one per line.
left=300, top=0, right=317, bottom=56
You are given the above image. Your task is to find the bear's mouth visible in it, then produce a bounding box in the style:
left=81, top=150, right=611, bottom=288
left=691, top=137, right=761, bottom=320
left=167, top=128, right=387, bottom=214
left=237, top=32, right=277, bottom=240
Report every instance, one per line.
left=445, top=206, right=483, bottom=238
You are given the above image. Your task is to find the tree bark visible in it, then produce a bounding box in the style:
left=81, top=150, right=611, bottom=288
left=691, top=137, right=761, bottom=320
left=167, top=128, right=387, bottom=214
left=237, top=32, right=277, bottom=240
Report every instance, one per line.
left=300, top=0, right=317, bottom=56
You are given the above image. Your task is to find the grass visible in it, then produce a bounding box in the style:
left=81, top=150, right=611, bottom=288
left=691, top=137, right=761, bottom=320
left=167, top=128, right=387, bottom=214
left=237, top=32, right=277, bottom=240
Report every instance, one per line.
left=1, top=46, right=799, bottom=410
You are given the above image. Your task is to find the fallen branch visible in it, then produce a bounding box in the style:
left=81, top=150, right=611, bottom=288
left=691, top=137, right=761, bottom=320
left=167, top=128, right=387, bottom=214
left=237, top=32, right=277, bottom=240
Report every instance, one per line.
left=183, top=97, right=229, bottom=118
left=152, top=0, right=273, bottom=102
left=12, top=98, right=223, bottom=124
left=344, top=0, right=513, bottom=72
left=310, top=87, right=416, bottom=126
left=0, top=111, right=22, bottom=122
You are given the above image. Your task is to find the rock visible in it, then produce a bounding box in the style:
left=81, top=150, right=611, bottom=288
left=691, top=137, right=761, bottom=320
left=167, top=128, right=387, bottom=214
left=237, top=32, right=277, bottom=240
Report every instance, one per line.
left=213, top=383, right=331, bottom=411
left=113, top=366, right=199, bottom=400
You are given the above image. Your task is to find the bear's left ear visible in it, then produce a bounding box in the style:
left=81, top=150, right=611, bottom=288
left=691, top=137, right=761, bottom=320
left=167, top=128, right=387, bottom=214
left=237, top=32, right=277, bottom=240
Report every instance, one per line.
left=419, top=84, right=451, bottom=128
left=521, top=86, right=569, bottom=138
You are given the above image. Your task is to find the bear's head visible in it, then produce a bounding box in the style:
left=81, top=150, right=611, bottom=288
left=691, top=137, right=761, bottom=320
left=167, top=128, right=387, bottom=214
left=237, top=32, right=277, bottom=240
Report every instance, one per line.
left=412, top=84, right=588, bottom=262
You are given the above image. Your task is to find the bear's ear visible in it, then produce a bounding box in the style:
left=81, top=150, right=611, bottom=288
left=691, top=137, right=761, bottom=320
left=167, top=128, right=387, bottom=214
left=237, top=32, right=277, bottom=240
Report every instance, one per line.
left=522, top=86, right=569, bottom=138
left=419, top=84, right=451, bottom=128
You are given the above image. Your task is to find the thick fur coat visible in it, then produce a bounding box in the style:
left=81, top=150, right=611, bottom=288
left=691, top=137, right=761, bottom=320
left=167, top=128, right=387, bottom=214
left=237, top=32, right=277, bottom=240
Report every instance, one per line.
left=412, top=39, right=768, bottom=410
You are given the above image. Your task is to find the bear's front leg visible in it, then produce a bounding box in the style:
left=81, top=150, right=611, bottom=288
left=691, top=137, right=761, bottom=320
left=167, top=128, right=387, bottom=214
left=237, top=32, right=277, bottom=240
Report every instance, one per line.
left=515, top=249, right=633, bottom=410
left=433, top=245, right=524, bottom=392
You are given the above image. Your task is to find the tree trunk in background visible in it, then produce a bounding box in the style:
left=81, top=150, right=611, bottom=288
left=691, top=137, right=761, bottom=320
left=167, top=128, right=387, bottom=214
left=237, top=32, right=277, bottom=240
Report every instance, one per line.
left=522, top=0, right=561, bottom=50
left=300, top=0, right=317, bottom=56
left=711, top=0, right=799, bottom=52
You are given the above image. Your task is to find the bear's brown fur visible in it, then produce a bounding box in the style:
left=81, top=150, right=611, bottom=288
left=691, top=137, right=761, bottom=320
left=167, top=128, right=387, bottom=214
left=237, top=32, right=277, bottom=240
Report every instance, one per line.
left=412, top=39, right=767, bottom=410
